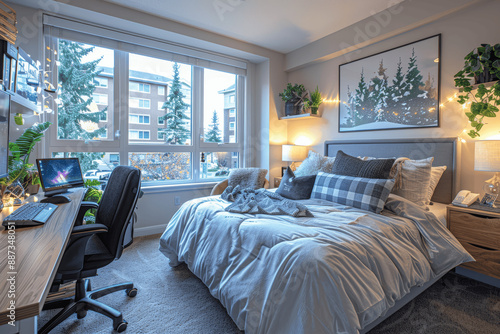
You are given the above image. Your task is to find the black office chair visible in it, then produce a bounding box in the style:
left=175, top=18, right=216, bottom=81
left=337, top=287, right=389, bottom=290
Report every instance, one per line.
left=39, top=166, right=141, bottom=334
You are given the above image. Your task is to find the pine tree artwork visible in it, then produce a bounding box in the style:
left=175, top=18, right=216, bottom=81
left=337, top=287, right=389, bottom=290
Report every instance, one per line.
left=57, top=40, right=107, bottom=140
left=205, top=110, right=222, bottom=143
left=159, top=62, right=191, bottom=145
left=339, top=35, right=440, bottom=132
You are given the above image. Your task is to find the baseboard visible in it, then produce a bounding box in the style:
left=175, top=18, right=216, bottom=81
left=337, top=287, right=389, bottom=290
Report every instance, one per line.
left=134, top=224, right=168, bottom=237
left=455, top=267, right=500, bottom=288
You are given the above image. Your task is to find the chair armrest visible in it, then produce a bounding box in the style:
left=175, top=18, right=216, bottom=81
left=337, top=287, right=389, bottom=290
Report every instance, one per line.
left=210, top=179, right=228, bottom=196
left=71, top=223, right=108, bottom=239
left=75, top=201, right=100, bottom=225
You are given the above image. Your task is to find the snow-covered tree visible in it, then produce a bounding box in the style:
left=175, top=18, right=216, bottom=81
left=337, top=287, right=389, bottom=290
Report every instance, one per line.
left=353, top=69, right=375, bottom=125
left=205, top=110, right=222, bottom=143
left=159, top=63, right=191, bottom=145
left=368, top=60, right=389, bottom=122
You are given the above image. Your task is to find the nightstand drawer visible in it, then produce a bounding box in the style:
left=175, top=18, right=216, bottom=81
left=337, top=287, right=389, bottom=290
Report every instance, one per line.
left=460, top=241, right=500, bottom=280
left=449, top=210, right=500, bottom=249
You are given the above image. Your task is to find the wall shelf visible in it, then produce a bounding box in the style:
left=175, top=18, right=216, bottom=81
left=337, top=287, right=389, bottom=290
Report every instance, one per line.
left=10, top=93, right=41, bottom=114
left=281, top=113, right=320, bottom=120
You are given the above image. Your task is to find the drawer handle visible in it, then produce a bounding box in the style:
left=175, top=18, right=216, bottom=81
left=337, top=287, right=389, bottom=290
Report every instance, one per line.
left=469, top=243, right=496, bottom=251
left=466, top=212, right=499, bottom=220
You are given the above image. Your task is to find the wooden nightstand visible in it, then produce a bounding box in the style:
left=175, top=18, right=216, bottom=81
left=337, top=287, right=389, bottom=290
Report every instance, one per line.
left=447, top=204, right=500, bottom=280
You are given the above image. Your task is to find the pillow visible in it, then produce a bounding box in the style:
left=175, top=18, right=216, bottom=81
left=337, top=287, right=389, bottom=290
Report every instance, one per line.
left=331, top=150, right=395, bottom=179
left=294, top=151, right=335, bottom=176
left=276, top=167, right=316, bottom=200
left=392, top=157, right=433, bottom=208
left=310, top=172, right=395, bottom=214
left=425, top=166, right=447, bottom=205
left=228, top=168, right=267, bottom=189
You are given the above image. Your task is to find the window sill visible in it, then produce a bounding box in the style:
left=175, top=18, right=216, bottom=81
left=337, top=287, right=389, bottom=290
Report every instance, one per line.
left=142, top=181, right=219, bottom=194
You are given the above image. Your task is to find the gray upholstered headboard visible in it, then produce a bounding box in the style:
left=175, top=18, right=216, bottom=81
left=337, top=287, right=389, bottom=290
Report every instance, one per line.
left=324, top=138, right=458, bottom=204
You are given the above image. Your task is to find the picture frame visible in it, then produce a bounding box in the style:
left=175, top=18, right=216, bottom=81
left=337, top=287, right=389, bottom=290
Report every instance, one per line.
left=339, top=34, right=441, bottom=133
left=480, top=193, right=498, bottom=207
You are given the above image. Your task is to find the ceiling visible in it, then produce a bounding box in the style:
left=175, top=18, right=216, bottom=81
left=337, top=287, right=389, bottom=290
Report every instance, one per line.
left=101, top=0, right=405, bottom=54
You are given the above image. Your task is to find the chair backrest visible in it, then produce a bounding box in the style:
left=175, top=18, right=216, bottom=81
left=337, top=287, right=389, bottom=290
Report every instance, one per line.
left=95, top=166, right=141, bottom=260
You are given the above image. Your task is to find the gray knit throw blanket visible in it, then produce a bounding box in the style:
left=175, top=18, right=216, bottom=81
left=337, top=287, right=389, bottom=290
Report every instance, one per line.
left=221, top=185, right=313, bottom=217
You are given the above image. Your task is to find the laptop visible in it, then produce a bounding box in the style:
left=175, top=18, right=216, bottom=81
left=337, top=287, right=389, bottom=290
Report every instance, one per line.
left=36, top=158, right=85, bottom=196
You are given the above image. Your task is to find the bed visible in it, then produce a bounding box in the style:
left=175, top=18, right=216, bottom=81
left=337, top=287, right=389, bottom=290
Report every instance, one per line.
left=159, top=138, right=472, bottom=334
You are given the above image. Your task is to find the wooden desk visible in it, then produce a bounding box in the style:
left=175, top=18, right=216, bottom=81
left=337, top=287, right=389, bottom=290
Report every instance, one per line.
left=0, top=188, right=85, bottom=333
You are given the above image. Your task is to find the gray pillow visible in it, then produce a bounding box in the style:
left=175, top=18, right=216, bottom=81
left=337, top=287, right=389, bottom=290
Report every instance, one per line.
left=228, top=168, right=267, bottom=189
left=331, top=150, right=395, bottom=179
left=276, top=167, right=316, bottom=200
left=392, top=157, right=433, bottom=208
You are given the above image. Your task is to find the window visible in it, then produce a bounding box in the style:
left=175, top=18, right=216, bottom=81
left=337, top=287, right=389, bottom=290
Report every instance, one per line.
left=157, top=129, right=166, bottom=140
left=130, top=97, right=150, bottom=109
left=129, top=82, right=151, bottom=93
left=99, top=110, right=107, bottom=122
left=129, top=114, right=150, bottom=124
left=229, top=95, right=235, bottom=104
left=95, top=77, right=108, bottom=87
left=229, top=122, right=235, bottom=130
left=129, top=130, right=150, bottom=140
left=93, top=93, right=108, bottom=105
left=45, top=22, right=245, bottom=186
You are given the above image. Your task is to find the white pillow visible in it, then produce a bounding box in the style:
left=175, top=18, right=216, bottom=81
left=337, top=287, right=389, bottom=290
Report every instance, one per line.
left=294, top=151, right=335, bottom=177
left=392, top=157, right=434, bottom=208
left=425, top=166, right=447, bottom=205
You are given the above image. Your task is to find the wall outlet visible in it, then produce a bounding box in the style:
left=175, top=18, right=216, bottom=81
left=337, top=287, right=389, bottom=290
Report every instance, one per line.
left=174, top=196, right=181, bottom=206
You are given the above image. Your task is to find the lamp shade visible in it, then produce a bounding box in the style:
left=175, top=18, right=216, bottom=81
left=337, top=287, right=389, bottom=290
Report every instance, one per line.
left=282, top=145, right=308, bottom=162
left=475, top=140, right=500, bottom=172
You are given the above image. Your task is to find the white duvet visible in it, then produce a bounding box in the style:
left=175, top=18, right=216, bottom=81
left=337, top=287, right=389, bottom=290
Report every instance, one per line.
left=159, top=194, right=472, bottom=334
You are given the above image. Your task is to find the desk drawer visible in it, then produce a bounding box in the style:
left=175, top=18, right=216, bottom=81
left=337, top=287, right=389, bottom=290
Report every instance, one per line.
left=460, top=240, right=500, bottom=280
left=449, top=210, right=500, bottom=250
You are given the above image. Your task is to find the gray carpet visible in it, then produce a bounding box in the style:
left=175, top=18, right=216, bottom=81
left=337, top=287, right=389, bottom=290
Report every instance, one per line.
left=40, top=234, right=500, bottom=334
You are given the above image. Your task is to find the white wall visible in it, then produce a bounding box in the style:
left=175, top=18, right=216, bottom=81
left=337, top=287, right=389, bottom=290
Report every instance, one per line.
left=284, top=0, right=500, bottom=196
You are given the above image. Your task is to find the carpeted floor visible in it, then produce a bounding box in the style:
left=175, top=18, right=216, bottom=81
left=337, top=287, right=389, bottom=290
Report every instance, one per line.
left=39, top=234, right=500, bottom=334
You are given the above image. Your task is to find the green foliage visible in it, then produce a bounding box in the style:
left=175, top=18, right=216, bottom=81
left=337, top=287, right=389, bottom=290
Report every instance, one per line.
left=57, top=40, right=106, bottom=141
left=304, top=86, right=323, bottom=109
left=205, top=110, right=222, bottom=143
left=279, top=83, right=306, bottom=102
left=454, top=43, right=500, bottom=138
left=83, top=179, right=104, bottom=223
left=159, top=62, right=191, bottom=145
left=0, top=121, right=51, bottom=186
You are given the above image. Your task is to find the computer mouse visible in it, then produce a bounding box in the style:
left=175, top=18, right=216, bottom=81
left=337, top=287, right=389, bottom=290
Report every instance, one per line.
left=40, top=195, right=72, bottom=204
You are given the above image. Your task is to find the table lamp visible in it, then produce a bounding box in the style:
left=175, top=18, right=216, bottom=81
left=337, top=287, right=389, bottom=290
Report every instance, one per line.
left=282, top=145, right=308, bottom=171
left=475, top=140, right=500, bottom=197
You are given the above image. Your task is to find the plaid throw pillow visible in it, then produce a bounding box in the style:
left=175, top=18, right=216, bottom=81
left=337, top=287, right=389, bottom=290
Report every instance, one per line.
left=311, top=172, right=395, bottom=213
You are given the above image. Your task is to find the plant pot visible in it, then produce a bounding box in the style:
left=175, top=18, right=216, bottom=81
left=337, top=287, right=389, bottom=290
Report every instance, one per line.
left=311, top=107, right=318, bottom=115
left=285, top=99, right=304, bottom=116
left=475, top=70, right=498, bottom=84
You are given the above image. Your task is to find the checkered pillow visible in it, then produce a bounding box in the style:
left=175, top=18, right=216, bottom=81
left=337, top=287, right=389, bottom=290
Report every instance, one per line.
left=311, top=172, right=395, bottom=213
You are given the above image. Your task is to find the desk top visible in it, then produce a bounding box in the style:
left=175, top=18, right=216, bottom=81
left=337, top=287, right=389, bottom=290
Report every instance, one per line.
left=0, top=188, right=85, bottom=325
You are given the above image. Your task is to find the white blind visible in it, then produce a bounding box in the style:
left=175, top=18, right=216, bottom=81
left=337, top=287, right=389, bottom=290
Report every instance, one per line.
left=43, top=14, right=247, bottom=76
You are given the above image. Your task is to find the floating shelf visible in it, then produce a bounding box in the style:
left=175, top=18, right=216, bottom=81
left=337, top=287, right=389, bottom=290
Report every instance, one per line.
left=281, top=113, right=320, bottom=120
left=472, top=80, right=499, bottom=89
left=10, top=93, right=41, bottom=114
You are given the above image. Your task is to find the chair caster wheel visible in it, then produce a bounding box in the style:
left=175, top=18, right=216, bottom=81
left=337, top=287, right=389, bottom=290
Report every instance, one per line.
left=77, top=310, right=87, bottom=319
left=115, top=321, right=127, bottom=332
left=126, top=288, right=137, bottom=297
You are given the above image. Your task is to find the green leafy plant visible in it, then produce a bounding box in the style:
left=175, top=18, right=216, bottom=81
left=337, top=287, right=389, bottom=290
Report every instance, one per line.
left=455, top=44, right=500, bottom=138
left=304, top=86, right=323, bottom=113
left=279, top=83, right=306, bottom=102
left=0, top=121, right=52, bottom=187
left=82, top=179, right=104, bottom=224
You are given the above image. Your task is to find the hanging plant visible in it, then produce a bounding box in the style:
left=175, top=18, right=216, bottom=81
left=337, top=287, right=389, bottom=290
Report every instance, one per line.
left=455, top=43, right=500, bottom=138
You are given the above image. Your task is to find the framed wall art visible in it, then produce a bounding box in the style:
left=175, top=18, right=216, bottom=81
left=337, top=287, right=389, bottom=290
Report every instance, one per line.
left=338, top=34, right=441, bottom=132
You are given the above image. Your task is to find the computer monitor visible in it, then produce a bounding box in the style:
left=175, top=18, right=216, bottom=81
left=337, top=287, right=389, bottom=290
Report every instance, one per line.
left=0, top=90, right=10, bottom=179
left=36, top=158, right=84, bottom=196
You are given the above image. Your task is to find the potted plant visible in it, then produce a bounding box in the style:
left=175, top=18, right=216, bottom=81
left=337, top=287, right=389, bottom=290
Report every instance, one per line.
left=279, top=83, right=307, bottom=116
left=304, top=86, right=323, bottom=115
left=0, top=121, right=51, bottom=205
left=455, top=44, right=500, bottom=138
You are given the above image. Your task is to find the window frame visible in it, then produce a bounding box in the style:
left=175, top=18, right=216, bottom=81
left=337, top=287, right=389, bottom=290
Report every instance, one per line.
left=44, top=23, right=248, bottom=187
left=129, top=113, right=151, bottom=125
